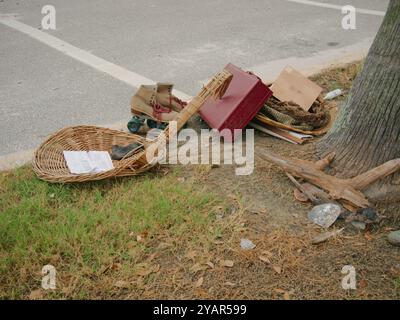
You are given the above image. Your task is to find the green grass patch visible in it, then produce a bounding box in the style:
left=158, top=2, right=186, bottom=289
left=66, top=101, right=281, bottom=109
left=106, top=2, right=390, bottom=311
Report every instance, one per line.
left=0, top=166, right=233, bottom=299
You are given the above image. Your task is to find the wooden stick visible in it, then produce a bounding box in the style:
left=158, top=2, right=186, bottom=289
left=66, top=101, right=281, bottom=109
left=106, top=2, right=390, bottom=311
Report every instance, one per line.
left=285, top=172, right=321, bottom=204
left=349, top=158, right=400, bottom=190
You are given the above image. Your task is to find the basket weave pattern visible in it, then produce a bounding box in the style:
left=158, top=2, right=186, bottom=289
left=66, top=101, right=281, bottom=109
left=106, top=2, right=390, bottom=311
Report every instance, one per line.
left=33, top=126, right=151, bottom=183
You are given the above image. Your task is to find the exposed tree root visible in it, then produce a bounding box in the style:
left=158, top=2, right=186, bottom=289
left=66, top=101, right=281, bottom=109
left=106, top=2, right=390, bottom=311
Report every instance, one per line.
left=257, top=149, right=400, bottom=211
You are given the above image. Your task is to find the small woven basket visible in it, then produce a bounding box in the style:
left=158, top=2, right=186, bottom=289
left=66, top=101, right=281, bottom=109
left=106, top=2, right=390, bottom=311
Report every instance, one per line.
left=32, top=126, right=151, bottom=183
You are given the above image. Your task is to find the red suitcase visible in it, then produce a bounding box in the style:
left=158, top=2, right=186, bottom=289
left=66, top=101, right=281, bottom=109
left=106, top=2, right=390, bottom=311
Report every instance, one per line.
left=199, top=63, right=272, bottom=141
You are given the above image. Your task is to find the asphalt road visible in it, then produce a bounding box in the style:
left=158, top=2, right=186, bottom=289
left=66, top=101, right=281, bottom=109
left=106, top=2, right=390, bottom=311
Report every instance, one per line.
left=0, top=0, right=389, bottom=158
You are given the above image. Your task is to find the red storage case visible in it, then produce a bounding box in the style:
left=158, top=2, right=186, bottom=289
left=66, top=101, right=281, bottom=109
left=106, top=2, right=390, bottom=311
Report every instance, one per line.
left=199, top=63, right=272, bottom=141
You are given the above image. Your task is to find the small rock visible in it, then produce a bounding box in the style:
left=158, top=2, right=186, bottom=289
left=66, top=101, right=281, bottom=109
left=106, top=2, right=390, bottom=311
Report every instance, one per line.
left=388, top=230, right=400, bottom=246
left=221, top=260, right=234, bottom=268
left=351, top=221, right=366, bottom=230
left=240, top=238, right=256, bottom=250
left=358, top=207, right=378, bottom=221
left=308, top=203, right=342, bottom=228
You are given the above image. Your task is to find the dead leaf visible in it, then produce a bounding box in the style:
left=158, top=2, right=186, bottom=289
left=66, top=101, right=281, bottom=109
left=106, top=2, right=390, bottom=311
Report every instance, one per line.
left=390, top=266, right=400, bottom=276
left=224, top=282, right=236, bottom=287
left=258, top=255, right=271, bottom=264
left=195, top=277, right=204, bottom=288
left=214, top=240, right=224, bottom=245
left=152, top=264, right=161, bottom=273
left=134, top=262, right=159, bottom=277
left=29, top=289, right=43, bottom=300
left=146, top=253, right=158, bottom=262
left=221, top=260, right=234, bottom=268
left=136, top=231, right=148, bottom=242
left=185, top=250, right=197, bottom=260
left=111, top=262, right=122, bottom=270
left=274, top=288, right=286, bottom=294
left=272, top=265, right=282, bottom=274
left=311, top=228, right=344, bottom=244
left=127, top=241, right=135, bottom=249
left=293, top=188, right=308, bottom=202
left=190, top=263, right=206, bottom=273
left=359, top=279, right=368, bottom=289
left=283, top=292, right=291, bottom=300
left=206, top=261, right=214, bottom=269
left=364, top=232, right=374, bottom=241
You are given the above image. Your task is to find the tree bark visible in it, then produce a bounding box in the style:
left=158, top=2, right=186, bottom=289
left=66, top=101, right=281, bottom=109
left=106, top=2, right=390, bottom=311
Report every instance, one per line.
left=317, top=0, right=400, bottom=202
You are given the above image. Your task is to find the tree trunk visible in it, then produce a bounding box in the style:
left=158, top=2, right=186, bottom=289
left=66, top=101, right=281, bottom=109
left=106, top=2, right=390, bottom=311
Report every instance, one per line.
left=317, top=0, right=400, bottom=202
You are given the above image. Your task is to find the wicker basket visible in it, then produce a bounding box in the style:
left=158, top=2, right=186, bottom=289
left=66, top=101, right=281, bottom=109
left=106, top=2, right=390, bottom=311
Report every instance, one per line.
left=32, top=126, right=152, bottom=183
left=32, top=69, right=233, bottom=183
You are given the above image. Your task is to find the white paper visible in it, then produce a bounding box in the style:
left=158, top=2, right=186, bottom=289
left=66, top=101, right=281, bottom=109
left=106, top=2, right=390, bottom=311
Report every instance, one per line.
left=63, top=151, right=114, bottom=174
left=289, top=131, right=313, bottom=139
left=249, top=122, right=298, bottom=144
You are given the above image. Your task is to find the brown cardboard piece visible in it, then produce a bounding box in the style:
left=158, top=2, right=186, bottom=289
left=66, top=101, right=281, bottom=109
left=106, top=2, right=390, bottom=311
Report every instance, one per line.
left=270, top=66, right=323, bottom=111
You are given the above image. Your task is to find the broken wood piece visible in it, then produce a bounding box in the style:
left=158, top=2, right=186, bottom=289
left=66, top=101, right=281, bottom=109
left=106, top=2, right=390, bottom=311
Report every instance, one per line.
left=257, top=149, right=400, bottom=210
left=285, top=172, right=320, bottom=204
left=311, top=228, right=344, bottom=245
left=300, top=183, right=333, bottom=204
left=349, top=158, right=400, bottom=190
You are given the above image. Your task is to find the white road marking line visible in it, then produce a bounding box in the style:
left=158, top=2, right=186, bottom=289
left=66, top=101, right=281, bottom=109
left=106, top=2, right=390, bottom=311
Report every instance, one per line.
left=285, top=0, right=385, bottom=16
left=0, top=15, right=191, bottom=101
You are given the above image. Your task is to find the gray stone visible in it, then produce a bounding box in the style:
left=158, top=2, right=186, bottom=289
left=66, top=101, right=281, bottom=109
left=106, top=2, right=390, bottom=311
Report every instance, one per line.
left=387, top=230, right=400, bottom=246
left=240, top=238, right=256, bottom=250
left=308, top=203, right=342, bottom=228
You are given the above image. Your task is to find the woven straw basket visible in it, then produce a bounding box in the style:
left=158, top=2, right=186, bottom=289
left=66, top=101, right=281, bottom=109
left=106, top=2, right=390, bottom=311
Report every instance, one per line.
left=32, top=69, right=233, bottom=183
left=32, top=126, right=152, bottom=183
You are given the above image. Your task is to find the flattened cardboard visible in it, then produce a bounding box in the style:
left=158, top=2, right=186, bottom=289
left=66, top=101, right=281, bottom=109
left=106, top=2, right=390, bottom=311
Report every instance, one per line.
left=271, top=66, right=322, bottom=111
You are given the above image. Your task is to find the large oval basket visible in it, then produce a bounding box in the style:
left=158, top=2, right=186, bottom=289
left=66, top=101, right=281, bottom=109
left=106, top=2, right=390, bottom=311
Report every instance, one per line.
left=32, top=126, right=153, bottom=183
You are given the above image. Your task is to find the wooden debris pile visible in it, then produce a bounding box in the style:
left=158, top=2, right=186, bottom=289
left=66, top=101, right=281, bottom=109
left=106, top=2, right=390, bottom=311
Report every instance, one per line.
left=257, top=150, right=400, bottom=213
left=251, top=66, right=339, bottom=144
